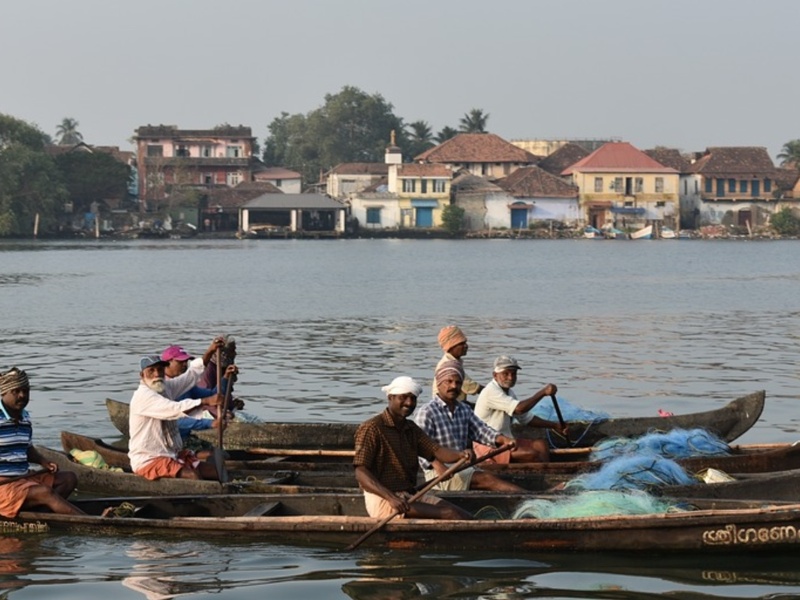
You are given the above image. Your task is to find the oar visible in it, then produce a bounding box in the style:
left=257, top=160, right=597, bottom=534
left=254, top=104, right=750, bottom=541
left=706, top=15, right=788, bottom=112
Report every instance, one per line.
left=345, top=442, right=515, bottom=551
left=246, top=448, right=356, bottom=457
left=550, top=394, right=570, bottom=444
left=213, top=347, right=228, bottom=483
left=344, top=456, right=469, bottom=552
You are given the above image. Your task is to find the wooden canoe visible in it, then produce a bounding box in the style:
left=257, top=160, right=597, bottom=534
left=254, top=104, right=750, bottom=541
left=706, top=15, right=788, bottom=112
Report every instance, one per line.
left=9, top=491, right=800, bottom=554
left=61, top=430, right=800, bottom=489
left=33, top=446, right=349, bottom=497
left=105, top=390, right=766, bottom=449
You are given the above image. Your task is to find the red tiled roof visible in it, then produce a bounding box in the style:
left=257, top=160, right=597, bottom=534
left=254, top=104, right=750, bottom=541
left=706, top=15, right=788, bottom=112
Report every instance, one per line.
left=253, top=166, right=302, bottom=179
left=415, top=133, right=539, bottom=163
left=689, top=147, right=775, bottom=175
left=397, top=163, right=451, bottom=177
left=562, top=142, right=677, bottom=175
left=135, top=125, right=253, bottom=139
left=536, top=143, right=589, bottom=175
left=643, top=148, right=691, bottom=172
left=496, top=166, right=579, bottom=198
left=326, top=162, right=389, bottom=176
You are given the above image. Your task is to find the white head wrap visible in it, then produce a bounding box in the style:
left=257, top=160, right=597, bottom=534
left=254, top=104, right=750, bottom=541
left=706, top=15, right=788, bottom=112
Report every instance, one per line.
left=381, top=376, right=423, bottom=398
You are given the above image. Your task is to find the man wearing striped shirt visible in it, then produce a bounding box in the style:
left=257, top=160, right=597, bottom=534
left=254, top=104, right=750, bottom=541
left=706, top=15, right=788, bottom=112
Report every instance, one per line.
left=0, top=367, right=83, bottom=517
left=414, top=360, right=524, bottom=492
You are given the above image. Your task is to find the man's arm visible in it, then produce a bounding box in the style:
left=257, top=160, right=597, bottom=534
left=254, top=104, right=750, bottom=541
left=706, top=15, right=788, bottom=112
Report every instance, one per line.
left=513, top=383, right=557, bottom=415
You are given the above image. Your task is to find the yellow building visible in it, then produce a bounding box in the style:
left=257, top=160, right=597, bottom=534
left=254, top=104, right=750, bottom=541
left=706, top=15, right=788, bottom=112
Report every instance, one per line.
left=562, top=142, right=680, bottom=231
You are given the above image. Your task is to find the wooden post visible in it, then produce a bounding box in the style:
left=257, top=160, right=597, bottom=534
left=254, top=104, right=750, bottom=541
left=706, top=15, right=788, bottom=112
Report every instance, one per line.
left=33, top=213, right=39, bottom=238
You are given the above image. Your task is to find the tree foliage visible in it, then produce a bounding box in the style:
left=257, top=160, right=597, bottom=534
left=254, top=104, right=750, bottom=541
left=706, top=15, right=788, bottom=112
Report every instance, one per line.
left=0, top=114, right=66, bottom=236
left=405, top=120, right=434, bottom=159
left=440, top=203, right=465, bottom=236
left=459, top=108, right=490, bottom=133
left=53, top=151, right=131, bottom=213
left=435, top=126, right=459, bottom=143
left=777, top=140, right=800, bottom=167
left=263, top=86, right=405, bottom=184
left=55, top=117, right=83, bottom=146
left=770, top=206, right=800, bottom=235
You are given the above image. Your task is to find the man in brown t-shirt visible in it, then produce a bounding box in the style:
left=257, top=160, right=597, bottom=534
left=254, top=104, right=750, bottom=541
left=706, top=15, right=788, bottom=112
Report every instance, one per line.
left=354, top=376, right=473, bottom=520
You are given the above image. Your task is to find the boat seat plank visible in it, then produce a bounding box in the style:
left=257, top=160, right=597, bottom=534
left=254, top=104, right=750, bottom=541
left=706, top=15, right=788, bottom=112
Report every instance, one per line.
left=242, top=502, right=281, bottom=517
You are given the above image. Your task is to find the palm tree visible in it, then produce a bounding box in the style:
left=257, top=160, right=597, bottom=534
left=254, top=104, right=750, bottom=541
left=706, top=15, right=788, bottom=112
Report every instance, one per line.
left=55, top=117, right=83, bottom=146
left=777, top=140, right=800, bottom=167
left=434, top=126, right=459, bottom=143
left=405, top=120, right=434, bottom=158
left=458, top=108, right=489, bottom=133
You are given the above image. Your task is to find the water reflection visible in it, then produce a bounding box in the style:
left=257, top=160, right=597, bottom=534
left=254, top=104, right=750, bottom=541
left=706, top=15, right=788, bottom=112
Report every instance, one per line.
left=0, top=537, right=27, bottom=595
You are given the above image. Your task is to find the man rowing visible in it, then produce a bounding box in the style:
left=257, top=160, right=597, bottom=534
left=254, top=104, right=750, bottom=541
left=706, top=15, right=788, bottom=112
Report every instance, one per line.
left=414, top=360, right=524, bottom=492
left=473, top=355, right=568, bottom=463
left=0, top=367, right=84, bottom=517
left=354, top=376, right=473, bottom=519
left=128, top=337, right=237, bottom=481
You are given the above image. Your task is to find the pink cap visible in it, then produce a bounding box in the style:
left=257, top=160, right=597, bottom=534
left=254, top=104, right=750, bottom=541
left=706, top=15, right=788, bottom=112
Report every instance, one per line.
left=160, top=345, right=193, bottom=361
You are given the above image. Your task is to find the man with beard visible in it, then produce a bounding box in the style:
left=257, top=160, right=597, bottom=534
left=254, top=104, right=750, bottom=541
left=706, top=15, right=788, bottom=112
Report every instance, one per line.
left=414, top=360, right=524, bottom=492
left=128, top=338, right=237, bottom=480
left=353, top=376, right=473, bottom=519
left=473, top=355, right=567, bottom=464
left=0, top=367, right=84, bottom=517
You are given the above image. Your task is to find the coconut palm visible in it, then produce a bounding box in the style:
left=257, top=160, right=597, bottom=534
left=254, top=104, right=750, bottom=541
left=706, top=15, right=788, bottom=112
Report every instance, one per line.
left=55, top=117, right=83, bottom=146
left=405, top=120, right=434, bottom=158
left=458, top=108, right=489, bottom=133
left=777, top=140, right=800, bottom=167
left=434, top=126, right=459, bottom=143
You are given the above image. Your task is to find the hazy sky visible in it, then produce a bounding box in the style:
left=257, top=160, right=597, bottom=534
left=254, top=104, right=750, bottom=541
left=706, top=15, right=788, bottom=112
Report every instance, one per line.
left=3, top=0, right=797, bottom=161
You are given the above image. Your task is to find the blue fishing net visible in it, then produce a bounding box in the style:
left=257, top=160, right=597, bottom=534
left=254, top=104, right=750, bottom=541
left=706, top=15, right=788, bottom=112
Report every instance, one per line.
left=589, top=428, right=731, bottom=463
left=530, top=396, right=610, bottom=422
left=564, top=454, right=697, bottom=491
left=511, top=489, right=686, bottom=519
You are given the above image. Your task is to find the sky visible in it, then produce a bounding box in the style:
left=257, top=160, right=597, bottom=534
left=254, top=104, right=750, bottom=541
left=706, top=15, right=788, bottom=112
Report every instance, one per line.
left=2, top=0, right=798, bottom=161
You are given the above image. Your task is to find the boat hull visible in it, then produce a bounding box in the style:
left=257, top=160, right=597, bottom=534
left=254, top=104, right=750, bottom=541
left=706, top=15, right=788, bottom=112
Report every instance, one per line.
left=11, top=493, right=800, bottom=554
left=105, top=391, right=766, bottom=450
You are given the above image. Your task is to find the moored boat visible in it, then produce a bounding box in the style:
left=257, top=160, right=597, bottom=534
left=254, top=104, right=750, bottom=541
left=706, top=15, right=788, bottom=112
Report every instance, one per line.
left=106, top=391, right=766, bottom=450
left=9, top=492, right=800, bottom=554
left=34, top=446, right=345, bottom=497
left=630, top=224, right=653, bottom=239
left=61, top=430, right=800, bottom=483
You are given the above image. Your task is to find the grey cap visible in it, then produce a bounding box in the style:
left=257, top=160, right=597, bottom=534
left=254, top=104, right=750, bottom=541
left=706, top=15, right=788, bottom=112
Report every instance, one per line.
left=493, top=355, right=520, bottom=373
left=140, top=355, right=168, bottom=371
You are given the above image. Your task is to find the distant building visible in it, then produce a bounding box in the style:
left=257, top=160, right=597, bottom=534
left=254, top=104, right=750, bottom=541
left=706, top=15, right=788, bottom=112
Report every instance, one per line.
left=415, top=133, right=538, bottom=180
left=252, top=164, right=303, bottom=194
left=562, top=141, right=679, bottom=230
left=133, top=124, right=257, bottom=210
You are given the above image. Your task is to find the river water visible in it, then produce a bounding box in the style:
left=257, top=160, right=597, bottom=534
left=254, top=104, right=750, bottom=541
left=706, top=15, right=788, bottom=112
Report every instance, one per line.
left=1, top=237, right=799, bottom=599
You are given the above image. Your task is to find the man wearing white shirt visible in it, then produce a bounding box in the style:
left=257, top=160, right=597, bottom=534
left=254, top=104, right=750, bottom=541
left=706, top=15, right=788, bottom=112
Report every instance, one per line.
left=128, top=337, right=236, bottom=480
left=473, top=355, right=566, bottom=463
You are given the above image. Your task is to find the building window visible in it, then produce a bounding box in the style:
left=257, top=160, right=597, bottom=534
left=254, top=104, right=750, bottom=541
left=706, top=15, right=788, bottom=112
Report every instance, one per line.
left=420, top=179, right=428, bottom=194
left=433, top=179, right=446, bottom=193
left=227, top=171, right=242, bottom=186
left=203, top=173, right=213, bottom=185
left=275, top=179, right=282, bottom=187
left=728, top=179, right=736, bottom=193
left=695, top=181, right=699, bottom=193
left=655, top=177, right=664, bottom=193
left=613, top=177, right=623, bottom=192
left=739, top=180, right=748, bottom=193
left=705, top=178, right=712, bottom=193
left=176, top=145, right=190, bottom=157
left=594, top=177, right=603, bottom=192
left=656, top=201, right=666, bottom=207
left=147, top=145, right=163, bottom=157
left=635, top=177, right=644, bottom=193
left=624, top=201, right=633, bottom=207
left=402, top=179, right=416, bottom=193
left=226, top=146, right=242, bottom=158
left=764, top=179, right=772, bottom=192
left=201, top=145, right=214, bottom=158
left=366, top=207, right=381, bottom=225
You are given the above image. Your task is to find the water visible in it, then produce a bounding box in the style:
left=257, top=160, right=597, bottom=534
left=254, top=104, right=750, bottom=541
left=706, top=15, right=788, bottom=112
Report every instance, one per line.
left=1, top=238, right=799, bottom=599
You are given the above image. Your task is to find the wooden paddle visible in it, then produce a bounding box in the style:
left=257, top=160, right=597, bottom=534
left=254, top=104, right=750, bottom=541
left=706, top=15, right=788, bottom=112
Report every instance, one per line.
left=344, top=456, right=469, bottom=552
left=550, top=394, right=570, bottom=444
left=345, top=442, right=515, bottom=551
left=246, top=448, right=356, bottom=457
left=213, top=347, right=228, bottom=483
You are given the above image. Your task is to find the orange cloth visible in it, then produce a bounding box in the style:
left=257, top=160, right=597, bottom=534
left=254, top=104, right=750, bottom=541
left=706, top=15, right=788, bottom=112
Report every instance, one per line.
left=0, top=472, right=55, bottom=518
left=437, top=326, right=467, bottom=352
left=134, top=451, right=199, bottom=481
